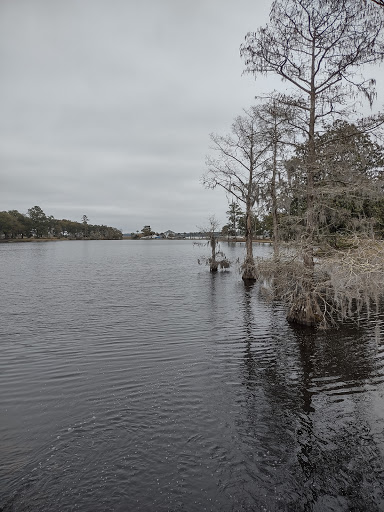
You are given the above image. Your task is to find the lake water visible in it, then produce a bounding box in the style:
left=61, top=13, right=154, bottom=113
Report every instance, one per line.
left=1, top=240, right=384, bottom=511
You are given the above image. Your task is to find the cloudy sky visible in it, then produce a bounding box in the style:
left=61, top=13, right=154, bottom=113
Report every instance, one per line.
left=1, top=0, right=383, bottom=233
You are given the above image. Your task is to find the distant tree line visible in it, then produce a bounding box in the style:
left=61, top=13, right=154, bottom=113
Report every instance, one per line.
left=0, top=206, right=122, bottom=240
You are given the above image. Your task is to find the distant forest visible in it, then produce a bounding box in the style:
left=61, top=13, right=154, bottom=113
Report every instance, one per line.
left=0, top=206, right=122, bottom=240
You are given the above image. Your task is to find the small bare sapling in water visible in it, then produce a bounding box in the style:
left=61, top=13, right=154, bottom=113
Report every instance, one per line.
left=196, top=216, right=231, bottom=272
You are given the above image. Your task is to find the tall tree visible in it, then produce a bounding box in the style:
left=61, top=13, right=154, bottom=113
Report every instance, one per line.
left=241, top=0, right=384, bottom=267
left=27, top=205, right=48, bottom=238
left=250, top=99, right=296, bottom=258
left=0, top=211, right=15, bottom=238
left=203, top=109, right=270, bottom=282
left=7, top=210, right=31, bottom=238
left=226, top=202, right=243, bottom=239
left=141, top=225, right=154, bottom=237
left=241, top=0, right=384, bottom=324
left=82, top=215, right=89, bottom=238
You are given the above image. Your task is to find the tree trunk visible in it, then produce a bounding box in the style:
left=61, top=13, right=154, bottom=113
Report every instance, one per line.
left=242, top=157, right=257, bottom=283
left=304, top=39, right=316, bottom=271
left=210, top=234, right=218, bottom=272
left=271, top=129, right=279, bottom=260
left=242, top=208, right=256, bottom=282
left=288, top=38, right=317, bottom=325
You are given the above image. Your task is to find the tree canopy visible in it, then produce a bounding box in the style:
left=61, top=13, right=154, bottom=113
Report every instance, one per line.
left=0, top=207, right=122, bottom=240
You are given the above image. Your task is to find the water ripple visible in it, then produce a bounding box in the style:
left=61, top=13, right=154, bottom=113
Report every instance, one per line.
left=1, top=241, right=384, bottom=511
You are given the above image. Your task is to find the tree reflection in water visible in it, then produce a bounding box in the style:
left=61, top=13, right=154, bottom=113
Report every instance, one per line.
left=237, top=283, right=384, bottom=511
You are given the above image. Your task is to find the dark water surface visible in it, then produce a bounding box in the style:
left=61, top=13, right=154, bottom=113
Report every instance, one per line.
left=1, top=240, right=384, bottom=511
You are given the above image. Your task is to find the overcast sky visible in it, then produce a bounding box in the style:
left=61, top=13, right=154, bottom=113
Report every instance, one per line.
left=1, top=0, right=384, bottom=233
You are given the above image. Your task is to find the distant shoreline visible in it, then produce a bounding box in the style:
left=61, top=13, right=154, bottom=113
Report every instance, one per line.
left=125, top=237, right=272, bottom=243
left=0, top=238, right=121, bottom=243
left=0, top=237, right=272, bottom=244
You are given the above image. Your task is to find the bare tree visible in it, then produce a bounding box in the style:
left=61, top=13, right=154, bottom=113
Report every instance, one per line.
left=241, top=0, right=384, bottom=325
left=250, top=99, right=296, bottom=258
left=203, top=109, right=271, bottom=282
left=197, top=216, right=230, bottom=272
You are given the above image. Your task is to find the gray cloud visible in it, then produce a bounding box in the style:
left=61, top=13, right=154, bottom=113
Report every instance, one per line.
left=1, top=0, right=382, bottom=232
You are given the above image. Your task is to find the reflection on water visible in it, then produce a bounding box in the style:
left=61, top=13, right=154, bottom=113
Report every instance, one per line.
left=237, top=283, right=384, bottom=511
left=1, top=240, right=384, bottom=511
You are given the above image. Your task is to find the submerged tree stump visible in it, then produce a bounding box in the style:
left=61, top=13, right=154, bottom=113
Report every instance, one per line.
left=242, top=256, right=257, bottom=285
left=242, top=274, right=256, bottom=285
left=286, top=292, right=322, bottom=327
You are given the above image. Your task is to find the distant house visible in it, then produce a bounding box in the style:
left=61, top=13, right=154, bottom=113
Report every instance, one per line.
left=164, top=230, right=175, bottom=238
left=141, top=234, right=162, bottom=239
